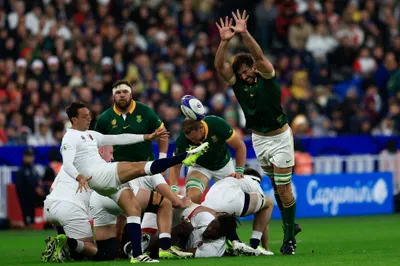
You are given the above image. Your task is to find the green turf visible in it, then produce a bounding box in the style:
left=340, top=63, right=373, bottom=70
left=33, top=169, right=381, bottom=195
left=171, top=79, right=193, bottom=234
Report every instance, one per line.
left=1, top=215, right=400, bottom=265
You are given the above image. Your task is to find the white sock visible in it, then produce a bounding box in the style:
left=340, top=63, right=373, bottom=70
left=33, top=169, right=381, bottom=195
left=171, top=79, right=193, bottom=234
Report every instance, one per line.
left=251, top=231, right=263, bottom=240
left=76, top=240, right=84, bottom=253
left=159, top=233, right=171, bottom=239
left=144, top=161, right=153, bottom=175
left=127, top=216, right=141, bottom=224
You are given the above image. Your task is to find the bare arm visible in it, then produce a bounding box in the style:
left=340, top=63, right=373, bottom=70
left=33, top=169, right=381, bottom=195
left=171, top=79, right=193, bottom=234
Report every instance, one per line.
left=231, top=10, right=274, bottom=75
left=227, top=132, right=247, bottom=176
left=214, top=16, right=236, bottom=83
left=157, top=126, right=169, bottom=157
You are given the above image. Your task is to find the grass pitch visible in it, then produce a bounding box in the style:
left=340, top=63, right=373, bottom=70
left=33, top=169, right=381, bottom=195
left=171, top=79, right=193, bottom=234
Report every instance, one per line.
left=1, top=214, right=399, bottom=266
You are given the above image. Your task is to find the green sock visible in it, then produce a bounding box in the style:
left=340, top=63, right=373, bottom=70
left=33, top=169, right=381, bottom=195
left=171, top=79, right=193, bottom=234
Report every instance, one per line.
left=265, top=171, right=286, bottom=230
left=283, top=199, right=296, bottom=241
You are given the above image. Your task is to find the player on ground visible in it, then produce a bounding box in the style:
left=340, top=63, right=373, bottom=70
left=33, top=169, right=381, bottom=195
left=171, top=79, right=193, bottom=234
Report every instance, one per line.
left=45, top=102, right=208, bottom=263
left=169, top=116, right=246, bottom=203
left=214, top=10, right=298, bottom=255
left=202, top=168, right=274, bottom=256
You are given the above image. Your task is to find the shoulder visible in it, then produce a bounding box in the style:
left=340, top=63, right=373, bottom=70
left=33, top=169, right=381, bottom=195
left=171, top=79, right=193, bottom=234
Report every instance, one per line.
left=98, top=107, right=114, bottom=120
left=135, top=101, right=153, bottom=112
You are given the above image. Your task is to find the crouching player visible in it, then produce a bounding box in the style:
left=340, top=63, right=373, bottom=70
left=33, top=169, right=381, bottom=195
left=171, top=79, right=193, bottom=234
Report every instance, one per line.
left=202, top=168, right=274, bottom=255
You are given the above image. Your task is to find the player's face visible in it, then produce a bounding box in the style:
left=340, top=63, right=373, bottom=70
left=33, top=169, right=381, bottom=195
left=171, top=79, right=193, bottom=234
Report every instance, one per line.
left=202, top=219, right=221, bottom=240
left=73, top=107, right=92, bottom=130
left=113, top=89, right=132, bottom=111
left=238, top=65, right=257, bottom=85
left=185, top=128, right=204, bottom=144
left=99, top=146, right=114, bottom=163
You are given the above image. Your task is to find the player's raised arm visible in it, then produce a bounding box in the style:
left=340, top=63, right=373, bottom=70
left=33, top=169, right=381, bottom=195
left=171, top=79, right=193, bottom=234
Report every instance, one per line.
left=214, top=16, right=236, bottom=84
left=231, top=10, right=274, bottom=76
left=90, top=129, right=169, bottom=147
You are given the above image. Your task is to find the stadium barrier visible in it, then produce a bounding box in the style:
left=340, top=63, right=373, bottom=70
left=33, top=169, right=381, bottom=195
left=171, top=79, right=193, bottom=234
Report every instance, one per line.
left=245, top=172, right=394, bottom=220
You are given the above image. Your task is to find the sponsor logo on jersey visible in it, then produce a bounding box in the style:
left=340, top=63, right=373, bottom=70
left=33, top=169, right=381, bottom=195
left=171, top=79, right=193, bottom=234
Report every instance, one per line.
left=211, top=135, right=218, bottom=142
left=89, top=134, right=93, bottom=141
left=137, top=115, right=142, bottom=123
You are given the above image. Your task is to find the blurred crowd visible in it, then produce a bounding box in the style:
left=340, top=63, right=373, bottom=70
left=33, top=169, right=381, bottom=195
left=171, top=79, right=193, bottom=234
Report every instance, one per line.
left=0, top=0, right=400, bottom=147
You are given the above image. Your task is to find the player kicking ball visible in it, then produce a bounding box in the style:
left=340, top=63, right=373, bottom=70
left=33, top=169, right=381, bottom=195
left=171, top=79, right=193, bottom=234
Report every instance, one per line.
left=44, top=102, right=209, bottom=263
left=90, top=146, right=193, bottom=260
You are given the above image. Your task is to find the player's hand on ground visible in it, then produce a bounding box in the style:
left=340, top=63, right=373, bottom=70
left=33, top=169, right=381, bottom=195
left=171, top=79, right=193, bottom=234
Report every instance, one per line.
left=215, top=16, right=235, bottom=41
left=76, top=174, right=92, bottom=193
left=145, top=128, right=170, bottom=141
left=231, top=9, right=249, bottom=33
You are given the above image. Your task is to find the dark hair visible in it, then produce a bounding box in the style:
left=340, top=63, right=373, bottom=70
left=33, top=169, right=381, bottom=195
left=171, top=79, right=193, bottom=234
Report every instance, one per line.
left=243, top=167, right=262, bottom=179
left=112, top=80, right=131, bottom=90
left=202, top=212, right=240, bottom=240
left=232, top=53, right=254, bottom=76
left=66, top=102, right=87, bottom=123
left=182, top=118, right=202, bottom=135
left=216, top=213, right=240, bottom=239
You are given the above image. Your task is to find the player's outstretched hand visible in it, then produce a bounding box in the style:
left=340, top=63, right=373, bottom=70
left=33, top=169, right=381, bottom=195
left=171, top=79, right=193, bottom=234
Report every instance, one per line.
left=145, top=128, right=170, bottom=141
left=76, top=174, right=92, bottom=193
left=215, top=16, right=235, bottom=41
left=230, top=9, right=249, bottom=33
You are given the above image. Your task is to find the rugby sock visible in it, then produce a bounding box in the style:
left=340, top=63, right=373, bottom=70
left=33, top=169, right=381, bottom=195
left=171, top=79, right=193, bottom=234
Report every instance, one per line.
left=227, top=230, right=240, bottom=242
left=126, top=216, right=142, bottom=257
left=250, top=231, right=263, bottom=249
left=264, top=170, right=286, bottom=229
left=145, top=152, right=188, bottom=175
left=159, top=233, right=172, bottom=250
left=67, top=238, right=84, bottom=253
left=283, top=199, right=296, bottom=241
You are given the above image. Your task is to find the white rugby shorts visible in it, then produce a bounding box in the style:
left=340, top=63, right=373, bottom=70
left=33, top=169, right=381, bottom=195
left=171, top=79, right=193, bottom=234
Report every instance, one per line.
left=44, top=199, right=92, bottom=239
left=252, top=127, right=295, bottom=168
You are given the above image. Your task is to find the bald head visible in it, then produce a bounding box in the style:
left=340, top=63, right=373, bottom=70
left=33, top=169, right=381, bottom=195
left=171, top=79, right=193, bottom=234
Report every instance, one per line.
left=99, top=146, right=114, bottom=163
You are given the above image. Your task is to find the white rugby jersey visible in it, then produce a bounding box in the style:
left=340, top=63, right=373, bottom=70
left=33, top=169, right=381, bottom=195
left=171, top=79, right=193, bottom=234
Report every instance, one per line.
left=46, top=168, right=92, bottom=211
left=217, top=175, right=263, bottom=194
left=60, top=129, right=144, bottom=179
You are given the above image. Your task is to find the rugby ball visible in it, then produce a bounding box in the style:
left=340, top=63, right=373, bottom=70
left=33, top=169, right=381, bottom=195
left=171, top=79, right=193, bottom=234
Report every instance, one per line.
left=180, top=95, right=206, bottom=120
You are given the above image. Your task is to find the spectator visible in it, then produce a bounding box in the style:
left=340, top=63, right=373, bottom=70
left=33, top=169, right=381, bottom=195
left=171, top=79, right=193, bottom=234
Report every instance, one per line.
left=14, top=148, right=43, bottom=228
left=0, top=0, right=399, bottom=141
left=288, top=14, right=313, bottom=51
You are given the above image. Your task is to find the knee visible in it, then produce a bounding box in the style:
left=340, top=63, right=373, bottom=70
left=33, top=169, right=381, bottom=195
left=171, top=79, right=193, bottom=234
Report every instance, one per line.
left=265, top=196, right=274, bottom=210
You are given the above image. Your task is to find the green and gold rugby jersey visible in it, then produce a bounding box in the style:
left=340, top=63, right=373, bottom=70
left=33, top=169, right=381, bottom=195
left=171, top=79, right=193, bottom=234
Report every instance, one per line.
left=232, top=73, right=288, bottom=133
left=95, top=100, right=163, bottom=162
left=174, top=115, right=235, bottom=170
